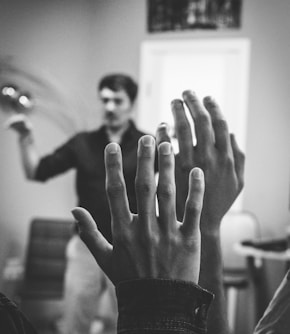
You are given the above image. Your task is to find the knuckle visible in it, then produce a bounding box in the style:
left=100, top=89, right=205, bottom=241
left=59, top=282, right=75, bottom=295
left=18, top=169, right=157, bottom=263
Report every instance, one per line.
left=221, top=158, right=236, bottom=176
left=135, top=179, right=154, bottom=195
left=139, top=228, right=158, bottom=245
left=106, top=159, right=121, bottom=169
left=149, top=232, right=160, bottom=245
left=183, top=235, right=200, bottom=251
left=239, top=151, right=246, bottom=163
left=176, top=120, right=190, bottom=134
left=197, top=114, right=211, bottom=127
left=217, top=152, right=234, bottom=170
left=186, top=198, right=203, bottom=214
left=224, top=154, right=235, bottom=167
left=213, top=118, right=229, bottom=132
left=166, top=233, right=179, bottom=246
left=106, top=181, right=124, bottom=197
left=157, top=183, right=175, bottom=199
left=191, top=179, right=204, bottom=193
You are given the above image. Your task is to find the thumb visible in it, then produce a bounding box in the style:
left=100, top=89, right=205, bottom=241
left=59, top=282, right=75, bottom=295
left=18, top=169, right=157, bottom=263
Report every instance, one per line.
left=71, top=207, right=113, bottom=280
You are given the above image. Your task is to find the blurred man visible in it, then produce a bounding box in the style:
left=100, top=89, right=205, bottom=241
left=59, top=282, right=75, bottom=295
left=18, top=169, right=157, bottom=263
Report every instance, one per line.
left=7, top=74, right=147, bottom=334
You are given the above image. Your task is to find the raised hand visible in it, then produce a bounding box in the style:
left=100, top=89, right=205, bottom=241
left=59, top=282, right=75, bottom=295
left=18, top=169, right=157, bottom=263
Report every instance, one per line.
left=165, top=91, right=244, bottom=231
left=5, top=114, right=33, bottom=137
left=156, top=90, right=245, bottom=334
left=72, top=135, right=205, bottom=285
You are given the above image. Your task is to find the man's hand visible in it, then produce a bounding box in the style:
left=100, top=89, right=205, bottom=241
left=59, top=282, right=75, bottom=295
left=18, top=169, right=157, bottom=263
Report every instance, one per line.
left=4, top=114, right=38, bottom=180
left=71, top=135, right=205, bottom=285
left=5, top=114, right=33, bottom=138
left=159, top=91, right=245, bottom=232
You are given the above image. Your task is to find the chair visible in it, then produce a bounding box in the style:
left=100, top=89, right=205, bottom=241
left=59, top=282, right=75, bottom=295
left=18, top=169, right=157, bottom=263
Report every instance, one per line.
left=19, top=218, right=74, bottom=331
left=221, top=211, right=260, bottom=333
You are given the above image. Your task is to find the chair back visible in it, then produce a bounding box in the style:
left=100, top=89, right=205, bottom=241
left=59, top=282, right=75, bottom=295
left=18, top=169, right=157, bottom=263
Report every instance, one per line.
left=22, top=218, right=74, bottom=299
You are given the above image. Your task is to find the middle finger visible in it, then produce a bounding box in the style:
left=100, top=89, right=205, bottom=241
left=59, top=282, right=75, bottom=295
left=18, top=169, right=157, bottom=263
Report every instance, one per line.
left=135, top=135, right=157, bottom=229
left=182, top=90, right=214, bottom=152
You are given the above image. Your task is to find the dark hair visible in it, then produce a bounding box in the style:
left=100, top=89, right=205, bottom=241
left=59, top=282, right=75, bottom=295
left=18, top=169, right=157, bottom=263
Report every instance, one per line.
left=98, top=74, right=138, bottom=103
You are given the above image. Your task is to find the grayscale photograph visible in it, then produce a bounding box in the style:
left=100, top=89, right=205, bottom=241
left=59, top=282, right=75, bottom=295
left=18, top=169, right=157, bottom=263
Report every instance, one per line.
left=0, top=1, right=289, bottom=334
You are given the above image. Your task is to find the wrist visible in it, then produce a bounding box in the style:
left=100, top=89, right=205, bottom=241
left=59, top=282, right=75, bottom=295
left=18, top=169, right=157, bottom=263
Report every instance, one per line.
left=19, top=131, right=33, bottom=144
left=200, top=217, right=222, bottom=238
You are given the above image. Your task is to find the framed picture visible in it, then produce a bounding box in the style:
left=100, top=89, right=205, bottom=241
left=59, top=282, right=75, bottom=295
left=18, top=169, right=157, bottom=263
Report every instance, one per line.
left=147, top=0, right=242, bottom=32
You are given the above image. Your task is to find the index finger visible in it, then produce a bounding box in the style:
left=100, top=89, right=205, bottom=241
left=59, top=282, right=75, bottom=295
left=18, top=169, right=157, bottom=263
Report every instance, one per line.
left=135, top=135, right=157, bottom=229
left=182, top=90, right=214, bottom=152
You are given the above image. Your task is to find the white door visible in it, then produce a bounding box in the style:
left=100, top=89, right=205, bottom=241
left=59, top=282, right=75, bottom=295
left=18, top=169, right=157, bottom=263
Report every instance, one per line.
left=138, top=38, right=250, bottom=150
left=138, top=38, right=251, bottom=209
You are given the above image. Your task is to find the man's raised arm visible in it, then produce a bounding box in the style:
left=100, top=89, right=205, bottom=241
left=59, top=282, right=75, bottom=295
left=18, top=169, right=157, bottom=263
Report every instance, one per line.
left=6, top=114, right=39, bottom=180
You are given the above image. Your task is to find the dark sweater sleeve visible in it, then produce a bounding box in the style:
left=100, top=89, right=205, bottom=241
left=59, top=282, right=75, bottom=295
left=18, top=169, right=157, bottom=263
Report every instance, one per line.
left=35, top=136, right=77, bottom=182
left=116, top=279, right=214, bottom=334
left=0, top=293, right=38, bottom=334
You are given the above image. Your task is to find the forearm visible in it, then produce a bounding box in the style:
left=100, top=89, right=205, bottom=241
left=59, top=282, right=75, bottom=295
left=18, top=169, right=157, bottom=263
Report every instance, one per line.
left=18, top=132, right=40, bottom=180
left=116, top=279, right=213, bottom=334
left=199, top=229, right=229, bottom=334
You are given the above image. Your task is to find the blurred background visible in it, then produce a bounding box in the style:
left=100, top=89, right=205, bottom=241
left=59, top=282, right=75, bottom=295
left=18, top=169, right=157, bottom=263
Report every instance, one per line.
left=0, top=0, right=290, bottom=333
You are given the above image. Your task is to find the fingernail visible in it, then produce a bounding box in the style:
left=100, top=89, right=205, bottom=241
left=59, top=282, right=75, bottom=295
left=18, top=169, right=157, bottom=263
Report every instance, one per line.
left=183, top=90, right=196, bottom=98
left=142, top=135, right=154, bottom=147
left=158, top=122, right=168, bottom=129
left=171, top=99, right=183, bottom=107
left=107, top=143, right=119, bottom=154
left=204, top=96, right=215, bottom=103
left=192, top=168, right=203, bottom=179
left=159, top=142, right=171, bottom=155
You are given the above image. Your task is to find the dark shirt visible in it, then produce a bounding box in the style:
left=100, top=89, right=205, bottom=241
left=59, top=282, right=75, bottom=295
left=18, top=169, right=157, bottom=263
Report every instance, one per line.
left=116, top=279, right=214, bottom=334
left=35, top=121, right=146, bottom=242
left=0, top=293, right=37, bottom=334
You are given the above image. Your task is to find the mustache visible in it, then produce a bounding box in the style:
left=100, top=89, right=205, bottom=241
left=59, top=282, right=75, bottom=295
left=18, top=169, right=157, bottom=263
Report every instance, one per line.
left=105, top=112, right=117, bottom=119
